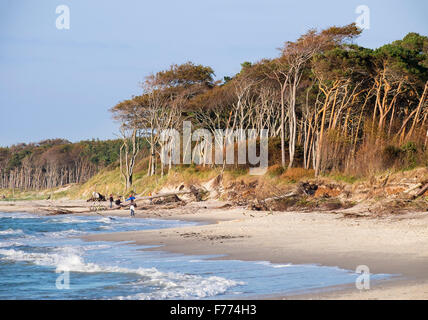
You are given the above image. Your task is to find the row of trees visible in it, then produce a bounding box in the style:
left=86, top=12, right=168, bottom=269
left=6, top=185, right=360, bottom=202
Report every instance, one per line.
left=0, top=139, right=122, bottom=190
left=4, top=24, right=426, bottom=192
left=112, top=24, right=428, bottom=189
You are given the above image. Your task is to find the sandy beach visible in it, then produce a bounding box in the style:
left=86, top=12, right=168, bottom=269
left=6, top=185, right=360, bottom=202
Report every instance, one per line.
left=1, top=199, right=428, bottom=299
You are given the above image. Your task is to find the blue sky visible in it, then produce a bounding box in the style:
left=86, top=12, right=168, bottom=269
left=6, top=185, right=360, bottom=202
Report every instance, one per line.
left=0, top=0, right=427, bottom=146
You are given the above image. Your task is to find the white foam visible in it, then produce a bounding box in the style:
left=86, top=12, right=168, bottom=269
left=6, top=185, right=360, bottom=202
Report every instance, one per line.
left=0, top=229, right=24, bottom=235
left=0, top=247, right=242, bottom=299
left=272, top=264, right=293, bottom=268
left=49, top=218, right=89, bottom=224
left=96, top=217, right=115, bottom=224
left=0, top=213, right=34, bottom=219
left=121, top=275, right=242, bottom=300
left=82, top=244, right=111, bottom=251
left=44, top=229, right=84, bottom=238
left=98, top=226, right=112, bottom=230
left=255, top=261, right=292, bottom=268
left=0, top=241, right=24, bottom=248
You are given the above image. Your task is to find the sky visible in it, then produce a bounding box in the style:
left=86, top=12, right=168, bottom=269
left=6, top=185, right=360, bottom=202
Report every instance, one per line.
left=0, top=0, right=427, bottom=147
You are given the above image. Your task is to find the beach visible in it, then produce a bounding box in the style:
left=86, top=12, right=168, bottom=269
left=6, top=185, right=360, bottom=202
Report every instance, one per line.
left=1, top=199, right=428, bottom=299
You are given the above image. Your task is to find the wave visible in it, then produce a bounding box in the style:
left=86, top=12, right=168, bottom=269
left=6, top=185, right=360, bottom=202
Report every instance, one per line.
left=96, top=217, right=116, bottom=224
left=97, top=226, right=112, bottom=230
left=272, top=264, right=293, bottom=268
left=255, top=261, right=292, bottom=268
left=0, top=241, right=24, bottom=248
left=0, top=213, right=35, bottom=219
left=47, top=218, right=89, bottom=224
left=45, top=229, right=84, bottom=238
left=0, top=229, right=24, bottom=235
left=0, top=247, right=242, bottom=299
left=120, top=275, right=242, bottom=300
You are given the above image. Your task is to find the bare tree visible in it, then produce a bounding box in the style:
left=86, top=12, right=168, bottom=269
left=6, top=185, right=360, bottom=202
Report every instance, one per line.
left=119, top=125, right=141, bottom=191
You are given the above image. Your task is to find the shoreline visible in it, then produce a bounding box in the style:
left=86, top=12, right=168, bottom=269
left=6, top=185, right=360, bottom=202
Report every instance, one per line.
left=1, top=199, right=428, bottom=299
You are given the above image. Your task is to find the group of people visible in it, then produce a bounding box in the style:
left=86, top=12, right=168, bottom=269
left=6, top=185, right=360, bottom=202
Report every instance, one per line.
left=108, top=193, right=137, bottom=217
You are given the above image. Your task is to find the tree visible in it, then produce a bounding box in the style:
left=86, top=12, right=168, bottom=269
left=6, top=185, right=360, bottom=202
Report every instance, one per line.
left=110, top=62, right=216, bottom=176
left=119, top=125, right=141, bottom=191
left=279, top=23, right=362, bottom=169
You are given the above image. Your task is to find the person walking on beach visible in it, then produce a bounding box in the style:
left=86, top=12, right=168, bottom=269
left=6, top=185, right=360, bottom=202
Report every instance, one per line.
left=109, top=194, right=114, bottom=208
left=126, top=193, right=136, bottom=217
left=130, top=203, right=135, bottom=217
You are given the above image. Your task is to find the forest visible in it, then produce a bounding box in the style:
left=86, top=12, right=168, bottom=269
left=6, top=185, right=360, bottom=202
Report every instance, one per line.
left=2, top=23, right=428, bottom=192
left=0, top=139, right=122, bottom=190
left=112, top=24, right=428, bottom=189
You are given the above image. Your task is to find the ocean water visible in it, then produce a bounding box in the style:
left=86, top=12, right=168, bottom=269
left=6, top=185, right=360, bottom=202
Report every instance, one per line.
left=0, top=212, right=388, bottom=299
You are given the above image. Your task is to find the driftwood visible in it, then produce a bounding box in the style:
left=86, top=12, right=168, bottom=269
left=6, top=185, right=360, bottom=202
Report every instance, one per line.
left=380, top=173, right=391, bottom=188
left=137, top=189, right=204, bottom=201
left=137, top=191, right=190, bottom=200
left=262, top=191, right=298, bottom=203
left=190, top=185, right=203, bottom=201
left=86, top=192, right=106, bottom=202
left=152, top=194, right=181, bottom=205
left=299, top=182, right=318, bottom=196
left=413, top=183, right=428, bottom=199
left=46, top=208, right=74, bottom=215
left=403, top=183, right=423, bottom=194
left=249, top=191, right=298, bottom=211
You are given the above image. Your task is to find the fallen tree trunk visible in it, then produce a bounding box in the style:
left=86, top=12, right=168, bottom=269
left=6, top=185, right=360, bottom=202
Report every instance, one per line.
left=137, top=191, right=192, bottom=200
left=413, top=183, right=428, bottom=199
left=137, top=189, right=205, bottom=201
left=249, top=191, right=299, bottom=211
left=261, top=191, right=298, bottom=203
left=403, top=183, right=422, bottom=194
left=46, top=208, right=74, bottom=215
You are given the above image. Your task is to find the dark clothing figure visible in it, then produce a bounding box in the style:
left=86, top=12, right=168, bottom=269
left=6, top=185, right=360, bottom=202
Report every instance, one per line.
left=109, top=195, right=114, bottom=208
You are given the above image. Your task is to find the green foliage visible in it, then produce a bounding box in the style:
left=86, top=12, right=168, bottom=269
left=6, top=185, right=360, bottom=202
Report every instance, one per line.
left=154, top=62, right=215, bottom=88
left=401, top=142, right=418, bottom=169
left=267, top=164, right=285, bottom=177
left=382, top=142, right=420, bottom=170
left=223, top=76, right=232, bottom=84
left=77, top=139, right=123, bottom=167
left=393, top=32, right=428, bottom=69
left=0, top=139, right=124, bottom=188
left=240, top=61, right=252, bottom=72
left=375, top=33, right=428, bottom=81
left=382, top=145, right=403, bottom=166
left=225, top=167, right=248, bottom=177
left=5, top=149, right=32, bottom=173
left=327, top=173, right=359, bottom=184
left=313, top=44, right=375, bottom=85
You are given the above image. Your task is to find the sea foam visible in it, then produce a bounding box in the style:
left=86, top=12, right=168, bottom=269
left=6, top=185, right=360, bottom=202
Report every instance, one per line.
left=0, top=229, right=24, bottom=235
left=0, top=247, right=242, bottom=299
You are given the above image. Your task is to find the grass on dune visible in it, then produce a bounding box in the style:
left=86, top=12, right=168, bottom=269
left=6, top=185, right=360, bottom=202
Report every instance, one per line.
left=3, top=155, right=428, bottom=202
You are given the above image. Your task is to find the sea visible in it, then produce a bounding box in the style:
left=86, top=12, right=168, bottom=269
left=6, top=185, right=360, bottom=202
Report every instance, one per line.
left=0, top=211, right=389, bottom=299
